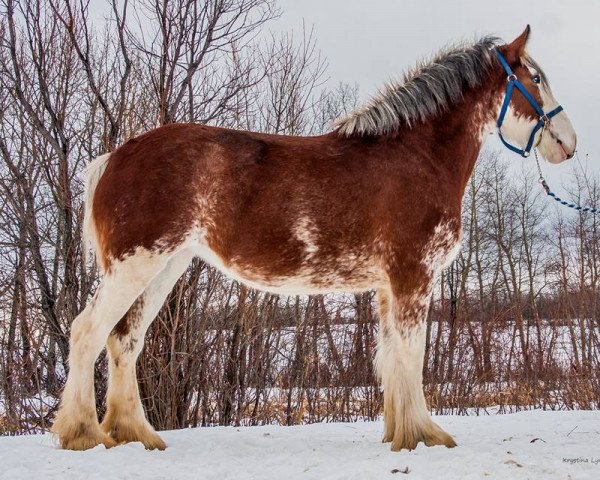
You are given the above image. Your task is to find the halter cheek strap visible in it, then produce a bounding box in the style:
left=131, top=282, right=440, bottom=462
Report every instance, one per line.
left=494, top=48, right=563, bottom=158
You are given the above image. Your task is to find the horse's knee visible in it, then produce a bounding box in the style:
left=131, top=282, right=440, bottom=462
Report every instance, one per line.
left=69, top=308, right=94, bottom=346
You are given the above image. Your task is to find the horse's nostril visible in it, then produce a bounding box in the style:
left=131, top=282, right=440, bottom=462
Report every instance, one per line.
left=557, top=138, right=563, bottom=145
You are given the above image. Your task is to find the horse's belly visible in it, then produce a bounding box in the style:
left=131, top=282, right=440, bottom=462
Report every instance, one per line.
left=194, top=244, right=383, bottom=295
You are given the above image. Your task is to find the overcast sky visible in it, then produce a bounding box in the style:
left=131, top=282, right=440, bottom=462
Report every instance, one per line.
left=274, top=0, right=600, bottom=187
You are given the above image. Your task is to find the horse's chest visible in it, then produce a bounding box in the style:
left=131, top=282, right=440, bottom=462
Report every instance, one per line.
left=420, top=222, right=462, bottom=273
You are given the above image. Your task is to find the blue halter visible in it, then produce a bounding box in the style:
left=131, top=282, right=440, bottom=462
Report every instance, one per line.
left=494, top=48, right=563, bottom=158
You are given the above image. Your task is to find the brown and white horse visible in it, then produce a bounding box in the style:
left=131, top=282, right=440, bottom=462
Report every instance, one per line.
left=53, top=26, right=576, bottom=451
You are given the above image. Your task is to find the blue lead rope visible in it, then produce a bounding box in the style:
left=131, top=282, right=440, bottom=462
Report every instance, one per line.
left=534, top=149, right=598, bottom=214
left=495, top=49, right=563, bottom=158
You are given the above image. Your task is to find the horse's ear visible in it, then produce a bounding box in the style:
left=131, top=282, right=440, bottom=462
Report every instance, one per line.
left=504, top=25, right=531, bottom=63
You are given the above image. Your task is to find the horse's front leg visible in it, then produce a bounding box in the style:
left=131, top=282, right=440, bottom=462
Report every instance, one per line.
left=375, top=287, right=456, bottom=451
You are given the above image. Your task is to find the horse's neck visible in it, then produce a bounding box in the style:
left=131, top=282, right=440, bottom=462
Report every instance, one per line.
left=405, top=86, right=500, bottom=192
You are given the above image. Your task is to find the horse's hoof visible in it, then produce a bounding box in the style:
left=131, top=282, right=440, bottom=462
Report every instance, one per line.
left=101, top=417, right=167, bottom=450
left=389, top=421, right=456, bottom=451
left=53, top=421, right=117, bottom=451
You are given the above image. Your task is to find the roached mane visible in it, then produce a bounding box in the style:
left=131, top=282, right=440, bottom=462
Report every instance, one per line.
left=333, top=36, right=501, bottom=136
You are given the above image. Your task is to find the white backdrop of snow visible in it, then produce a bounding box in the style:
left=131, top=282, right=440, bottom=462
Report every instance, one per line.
left=1, top=410, right=598, bottom=479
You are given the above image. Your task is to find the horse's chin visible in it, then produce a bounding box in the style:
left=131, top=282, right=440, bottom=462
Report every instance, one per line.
left=537, top=141, right=569, bottom=164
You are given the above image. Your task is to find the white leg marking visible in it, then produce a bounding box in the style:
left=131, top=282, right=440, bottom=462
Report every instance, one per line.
left=52, top=248, right=174, bottom=450
left=102, top=249, right=194, bottom=449
left=375, top=289, right=456, bottom=451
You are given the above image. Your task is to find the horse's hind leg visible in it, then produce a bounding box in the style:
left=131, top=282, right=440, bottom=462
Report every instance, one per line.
left=52, top=249, right=173, bottom=450
left=376, top=286, right=456, bottom=451
left=101, top=249, right=194, bottom=450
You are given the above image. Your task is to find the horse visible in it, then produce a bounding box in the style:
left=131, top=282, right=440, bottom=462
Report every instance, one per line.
left=52, top=26, right=576, bottom=452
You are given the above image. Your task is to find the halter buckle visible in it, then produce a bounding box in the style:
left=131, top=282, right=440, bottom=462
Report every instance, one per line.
left=507, top=74, right=517, bottom=82
left=540, top=114, right=550, bottom=124
left=523, top=151, right=530, bottom=158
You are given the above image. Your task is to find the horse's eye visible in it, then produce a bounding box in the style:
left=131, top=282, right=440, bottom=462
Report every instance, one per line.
left=532, top=74, right=541, bottom=84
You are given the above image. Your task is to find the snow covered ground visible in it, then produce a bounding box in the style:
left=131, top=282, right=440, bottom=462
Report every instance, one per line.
left=1, top=410, right=598, bottom=479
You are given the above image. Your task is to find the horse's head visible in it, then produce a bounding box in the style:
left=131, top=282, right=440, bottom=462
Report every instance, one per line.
left=495, top=26, right=576, bottom=163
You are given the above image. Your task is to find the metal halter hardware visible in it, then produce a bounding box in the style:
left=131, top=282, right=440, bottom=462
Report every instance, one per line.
left=494, top=48, right=564, bottom=158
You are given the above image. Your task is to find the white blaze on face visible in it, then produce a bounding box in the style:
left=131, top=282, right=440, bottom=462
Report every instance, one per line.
left=532, top=70, right=577, bottom=163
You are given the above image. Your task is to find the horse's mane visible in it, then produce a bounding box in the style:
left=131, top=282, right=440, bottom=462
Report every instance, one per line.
left=333, top=36, right=502, bottom=136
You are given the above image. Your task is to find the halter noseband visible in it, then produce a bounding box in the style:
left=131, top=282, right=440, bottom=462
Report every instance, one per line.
left=494, top=48, right=563, bottom=158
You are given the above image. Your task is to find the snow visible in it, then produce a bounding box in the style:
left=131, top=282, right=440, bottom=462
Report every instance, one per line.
left=1, top=410, right=598, bottom=480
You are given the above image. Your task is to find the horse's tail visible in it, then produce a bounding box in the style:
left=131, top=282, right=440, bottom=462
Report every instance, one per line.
left=83, top=152, right=111, bottom=269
